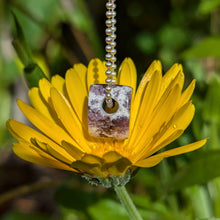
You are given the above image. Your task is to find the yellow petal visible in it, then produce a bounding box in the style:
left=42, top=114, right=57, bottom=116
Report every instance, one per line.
left=51, top=75, right=66, bottom=95
left=160, top=63, right=183, bottom=95
left=132, top=84, right=181, bottom=153
left=136, top=139, right=208, bottom=167
left=50, top=87, right=90, bottom=151
left=103, top=160, right=132, bottom=176
left=128, top=70, right=162, bottom=147
left=62, top=141, right=84, bottom=160
left=7, top=119, right=78, bottom=161
left=13, top=141, right=74, bottom=171
left=179, top=79, right=196, bottom=107
left=71, top=154, right=104, bottom=176
left=73, top=63, right=87, bottom=90
left=130, top=60, right=162, bottom=130
left=134, top=155, right=164, bottom=168
left=38, top=78, right=52, bottom=103
left=103, top=151, right=123, bottom=163
left=168, top=102, right=195, bottom=132
left=147, top=101, right=195, bottom=156
left=118, top=58, right=137, bottom=100
left=87, top=58, right=106, bottom=91
left=7, top=119, right=58, bottom=147
left=135, top=130, right=184, bottom=162
left=31, top=138, right=74, bottom=165
left=65, top=67, right=87, bottom=123
left=17, top=99, right=78, bottom=147
left=101, top=151, right=131, bottom=176
left=29, top=87, right=53, bottom=121
left=37, top=78, right=60, bottom=121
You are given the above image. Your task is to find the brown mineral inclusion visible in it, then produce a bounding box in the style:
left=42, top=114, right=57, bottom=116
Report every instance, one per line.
left=88, top=84, right=132, bottom=139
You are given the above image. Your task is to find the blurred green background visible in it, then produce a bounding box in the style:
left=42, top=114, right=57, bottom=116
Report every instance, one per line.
left=0, top=0, right=220, bottom=219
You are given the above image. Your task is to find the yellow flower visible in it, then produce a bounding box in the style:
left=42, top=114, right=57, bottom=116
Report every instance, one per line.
left=7, top=58, right=207, bottom=182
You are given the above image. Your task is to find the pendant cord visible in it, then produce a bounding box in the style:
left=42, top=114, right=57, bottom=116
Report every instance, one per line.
left=105, top=0, right=117, bottom=108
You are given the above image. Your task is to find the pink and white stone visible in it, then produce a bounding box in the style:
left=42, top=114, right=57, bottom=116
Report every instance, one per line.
left=88, top=84, right=132, bottom=139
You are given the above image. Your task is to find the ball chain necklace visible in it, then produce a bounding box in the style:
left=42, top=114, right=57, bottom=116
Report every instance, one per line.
left=88, top=0, right=132, bottom=139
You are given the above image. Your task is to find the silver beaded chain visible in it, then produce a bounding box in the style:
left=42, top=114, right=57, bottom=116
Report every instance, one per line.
left=105, top=0, right=117, bottom=108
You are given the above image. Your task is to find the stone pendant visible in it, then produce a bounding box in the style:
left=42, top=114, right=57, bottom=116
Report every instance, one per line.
left=88, top=84, right=132, bottom=139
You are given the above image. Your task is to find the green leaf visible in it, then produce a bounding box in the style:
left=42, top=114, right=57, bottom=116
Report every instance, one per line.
left=24, top=63, right=48, bottom=88
left=88, top=199, right=129, bottom=220
left=202, top=75, right=220, bottom=124
left=199, top=0, right=220, bottom=14
left=182, top=37, right=220, bottom=59
left=11, top=12, right=47, bottom=88
left=11, top=12, right=32, bottom=64
left=166, top=150, right=220, bottom=193
left=131, top=195, right=171, bottom=219
left=12, top=39, right=32, bottom=66
left=186, top=186, right=213, bottom=218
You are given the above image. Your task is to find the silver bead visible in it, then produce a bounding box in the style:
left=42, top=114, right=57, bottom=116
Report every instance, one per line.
left=111, top=18, right=116, bottom=25
left=112, top=11, right=116, bottom=17
left=110, top=41, right=116, bottom=47
left=111, top=56, right=117, bottom=62
left=106, top=98, right=113, bottom=106
left=111, top=33, right=116, bottom=40
left=110, top=48, right=116, bottom=55
left=106, top=28, right=112, bottom=35
left=105, top=61, right=112, bottom=68
left=111, top=3, right=116, bottom=9
left=106, top=19, right=112, bottom=27
left=105, top=45, right=112, bottom=52
left=111, top=78, right=116, bottom=84
left=106, top=92, right=112, bottom=98
left=111, top=26, right=116, bottom=32
left=105, top=69, right=112, bottom=75
left=106, top=2, right=113, bottom=9
left=105, top=53, right=112, bottom=60
left=112, top=63, right=117, bottom=69
left=105, top=78, right=112, bottom=84
left=106, top=36, right=112, bottom=43
left=106, top=11, right=113, bottom=18
left=112, top=71, right=116, bottom=76
left=105, top=85, right=111, bottom=92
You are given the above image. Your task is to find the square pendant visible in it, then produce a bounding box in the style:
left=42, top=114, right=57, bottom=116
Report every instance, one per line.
left=88, top=84, right=132, bottom=139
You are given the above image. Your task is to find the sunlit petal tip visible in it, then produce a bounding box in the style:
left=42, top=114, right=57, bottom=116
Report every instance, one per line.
left=173, top=63, right=183, bottom=71
left=150, top=59, right=161, bottom=66
left=150, top=60, right=162, bottom=71
left=51, top=75, right=65, bottom=93
left=139, top=60, right=162, bottom=85
left=118, top=57, right=137, bottom=93
left=73, top=63, right=87, bottom=73
left=39, top=77, right=49, bottom=87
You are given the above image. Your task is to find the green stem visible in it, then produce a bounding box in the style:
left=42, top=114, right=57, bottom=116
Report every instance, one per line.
left=114, top=185, right=143, bottom=220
